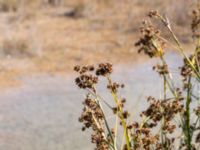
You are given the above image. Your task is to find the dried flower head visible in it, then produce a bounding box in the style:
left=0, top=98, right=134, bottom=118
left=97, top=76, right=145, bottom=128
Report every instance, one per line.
left=180, top=55, right=194, bottom=86
left=153, top=64, right=169, bottom=75
left=148, top=10, right=158, bottom=18
left=142, top=96, right=184, bottom=133
left=75, top=74, right=98, bottom=89
left=135, top=21, right=165, bottom=58
left=96, top=63, right=113, bottom=76
left=79, top=95, right=112, bottom=150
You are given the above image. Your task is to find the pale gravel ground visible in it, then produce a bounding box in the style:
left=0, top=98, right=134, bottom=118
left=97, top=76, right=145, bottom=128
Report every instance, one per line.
left=0, top=52, right=181, bottom=150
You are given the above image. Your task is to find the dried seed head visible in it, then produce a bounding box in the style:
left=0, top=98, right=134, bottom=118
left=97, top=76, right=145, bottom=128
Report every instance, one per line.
left=122, top=111, right=130, bottom=119
left=75, top=74, right=98, bottom=89
left=153, top=64, right=169, bottom=75
left=107, top=82, right=120, bottom=93
left=135, top=21, right=165, bottom=58
left=74, top=65, right=81, bottom=72
left=148, top=10, right=158, bottom=18
left=79, top=94, right=111, bottom=150
left=96, top=63, right=113, bottom=76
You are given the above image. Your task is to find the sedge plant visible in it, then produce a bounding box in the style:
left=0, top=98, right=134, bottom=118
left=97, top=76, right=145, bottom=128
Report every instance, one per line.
left=74, top=2, right=200, bottom=150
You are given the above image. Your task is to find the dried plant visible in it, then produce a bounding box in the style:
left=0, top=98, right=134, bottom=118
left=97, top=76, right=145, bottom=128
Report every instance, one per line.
left=75, top=1, right=200, bottom=150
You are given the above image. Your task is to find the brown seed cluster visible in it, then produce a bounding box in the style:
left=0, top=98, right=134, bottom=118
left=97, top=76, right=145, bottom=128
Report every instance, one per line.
left=129, top=93, right=184, bottom=149
left=74, top=65, right=98, bottom=90
left=96, top=63, right=113, bottom=76
left=180, top=56, right=194, bottom=88
left=153, top=64, right=169, bottom=75
left=142, top=95, right=184, bottom=133
left=75, top=74, right=98, bottom=89
left=74, top=65, right=95, bottom=74
left=79, top=97, right=104, bottom=130
left=112, top=98, right=126, bottom=114
left=79, top=95, right=111, bottom=150
left=75, top=63, right=116, bottom=149
left=127, top=121, right=160, bottom=150
left=107, top=82, right=125, bottom=93
left=148, top=10, right=159, bottom=18
left=74, top=63, right=113, bottom=91
left=135, top=21, right=165, bottom=58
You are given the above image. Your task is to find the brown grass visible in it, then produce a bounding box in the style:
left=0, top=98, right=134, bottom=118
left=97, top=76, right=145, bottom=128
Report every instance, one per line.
left=0, top=0, right=196, bottom=89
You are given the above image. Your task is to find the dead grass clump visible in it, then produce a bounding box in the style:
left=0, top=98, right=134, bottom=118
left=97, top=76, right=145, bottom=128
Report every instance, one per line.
left=0, top=0, right=18, bottom=12
left=47, top=0, right=61, bottom=6
left=62, top=3, right=85, bottom=19
left=2, top=38, right=35, bottom=58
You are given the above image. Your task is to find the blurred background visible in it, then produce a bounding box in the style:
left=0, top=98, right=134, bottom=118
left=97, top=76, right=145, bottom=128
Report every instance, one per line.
left=0, top=0, right=195, bottom=88
left=0, top=0, right=196, bottom=149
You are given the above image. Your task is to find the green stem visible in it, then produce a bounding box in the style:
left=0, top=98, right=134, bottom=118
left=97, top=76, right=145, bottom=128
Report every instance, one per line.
left=157, top=14, right=200, bottom=81
left=161, top=75, right=169, bottom=150
left=164, top=75, right=167, bottom=100
left=114, top=113, right=119, bottom=150
left=185, top=76, right=192, bottom=150
left=107, top=77, right=131, bottom=150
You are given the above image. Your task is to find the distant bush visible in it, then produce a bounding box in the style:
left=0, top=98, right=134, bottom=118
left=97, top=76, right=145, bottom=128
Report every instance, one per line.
left=2, top=38, right=36, bottom=58
left=0, top=0, right=18, bottom=12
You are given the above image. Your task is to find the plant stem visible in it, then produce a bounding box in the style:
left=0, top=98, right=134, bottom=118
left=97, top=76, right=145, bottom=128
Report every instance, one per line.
left=157, top=14, right=200, bottom=81
left=107, top=76, right=131, bottom=150
left=114, top=111, right=119, bottom=150
left=161, top=75, right=169, bottom=150
left=88, top=88, right=116, bottom=149
left=185, top=76, right=192, bottom=150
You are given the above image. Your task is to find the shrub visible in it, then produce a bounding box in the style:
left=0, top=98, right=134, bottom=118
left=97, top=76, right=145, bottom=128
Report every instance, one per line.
left=2, top=37, right=36, bottom=58
left=0, top=0, right=18, bottom=12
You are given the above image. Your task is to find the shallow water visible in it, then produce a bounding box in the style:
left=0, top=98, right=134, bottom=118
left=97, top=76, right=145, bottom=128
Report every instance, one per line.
left=0, top=52, right=183, bottom=150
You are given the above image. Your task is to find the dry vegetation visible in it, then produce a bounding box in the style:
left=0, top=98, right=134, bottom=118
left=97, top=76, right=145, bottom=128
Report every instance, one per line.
left=74, top=3, right=200, bottom=149
left=0, top=0, right=196, bottom=89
